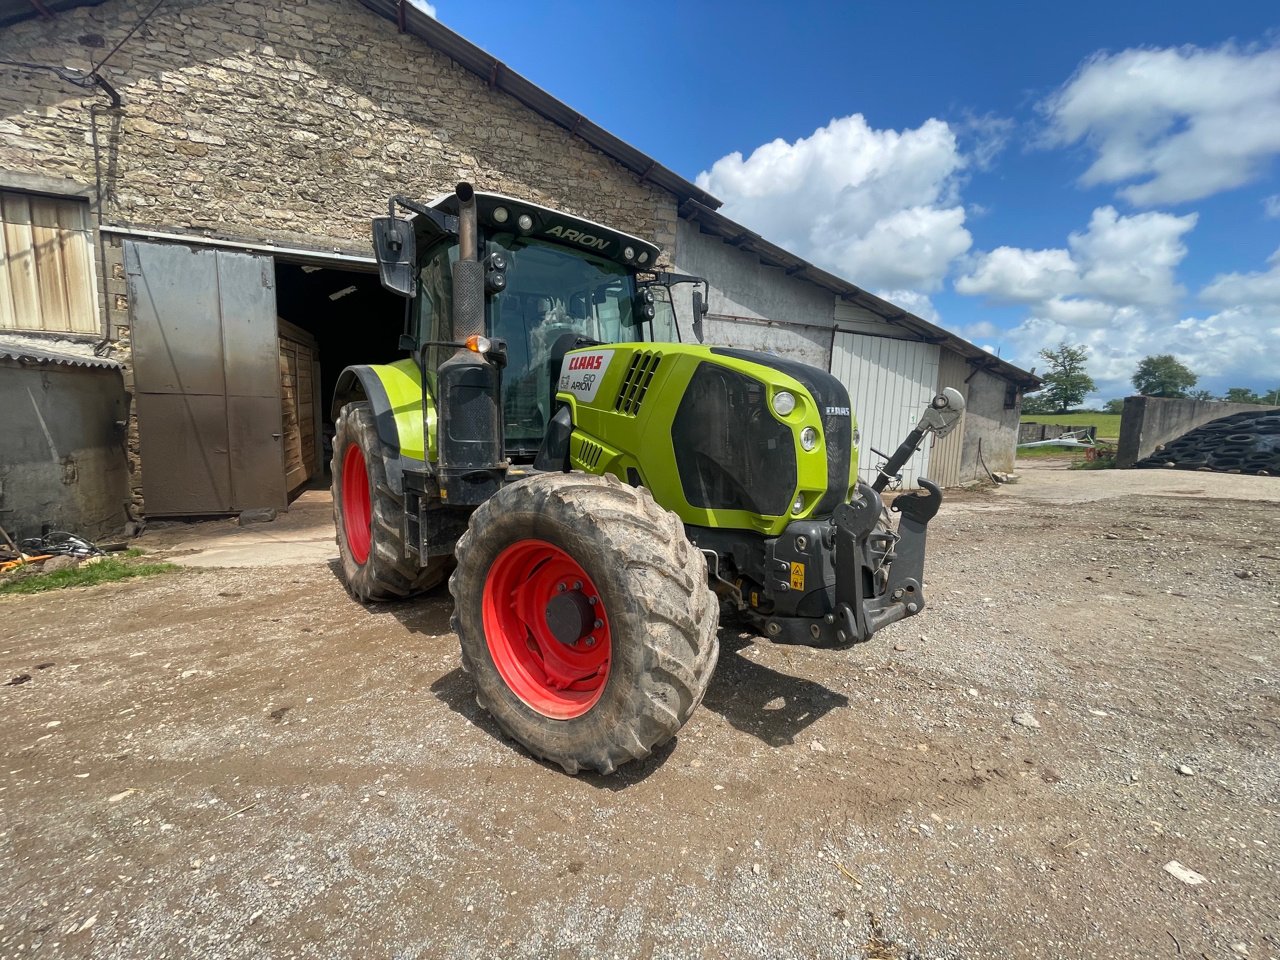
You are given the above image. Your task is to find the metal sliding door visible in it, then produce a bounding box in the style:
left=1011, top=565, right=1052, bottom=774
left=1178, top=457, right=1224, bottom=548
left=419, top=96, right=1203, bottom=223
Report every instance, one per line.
left=126, top=240, right=285, bottom=515
left=830, top=332, right=940, bottom=490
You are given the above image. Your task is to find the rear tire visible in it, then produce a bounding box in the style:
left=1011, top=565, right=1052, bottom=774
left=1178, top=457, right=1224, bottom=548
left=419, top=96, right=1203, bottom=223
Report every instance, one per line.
left=332, top=402, right=451, bottom=602
left=451, top=472, right=719, bottom=774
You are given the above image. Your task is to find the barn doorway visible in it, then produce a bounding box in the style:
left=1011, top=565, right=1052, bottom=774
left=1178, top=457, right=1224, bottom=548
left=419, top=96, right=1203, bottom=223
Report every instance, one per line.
left=272, top=261, right=407, bottom=485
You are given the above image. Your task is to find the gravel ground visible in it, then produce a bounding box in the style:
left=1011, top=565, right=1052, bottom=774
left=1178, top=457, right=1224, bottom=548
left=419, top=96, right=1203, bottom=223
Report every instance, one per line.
left=2, top=463, right=1277, bottom=959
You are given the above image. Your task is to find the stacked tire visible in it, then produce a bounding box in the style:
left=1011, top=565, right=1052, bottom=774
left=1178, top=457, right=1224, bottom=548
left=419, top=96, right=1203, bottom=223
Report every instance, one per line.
left=1136, top=409, right=1280, bottom=475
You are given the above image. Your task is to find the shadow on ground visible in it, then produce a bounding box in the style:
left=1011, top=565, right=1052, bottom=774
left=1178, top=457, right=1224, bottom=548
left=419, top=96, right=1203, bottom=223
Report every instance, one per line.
left=700, top=630, right=849, bottom=747
left=428, top=666, right=676, bottom=788
left=324, top=559, right=457, bottom=636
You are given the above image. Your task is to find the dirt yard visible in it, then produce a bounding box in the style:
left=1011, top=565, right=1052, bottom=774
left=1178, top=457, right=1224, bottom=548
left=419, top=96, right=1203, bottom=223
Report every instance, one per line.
left=2, top=464, right=1277, bottom=959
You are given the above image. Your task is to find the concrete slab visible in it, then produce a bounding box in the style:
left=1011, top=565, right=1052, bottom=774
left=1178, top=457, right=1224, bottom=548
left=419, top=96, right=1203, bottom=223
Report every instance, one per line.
left=139, top=464, right=1278, bottom=567
left=141, top=489, right=339, bottom=568
left=1001, top=460, right=1280, bottom=504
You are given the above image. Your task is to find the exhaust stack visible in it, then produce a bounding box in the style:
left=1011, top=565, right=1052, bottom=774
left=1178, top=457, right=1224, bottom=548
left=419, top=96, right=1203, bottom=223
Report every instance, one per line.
left=436, top=181, right=506, bottom=504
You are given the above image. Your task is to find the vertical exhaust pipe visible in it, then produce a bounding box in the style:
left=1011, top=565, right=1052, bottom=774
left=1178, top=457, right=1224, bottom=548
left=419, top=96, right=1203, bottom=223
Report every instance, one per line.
left=456, top=181, right=477, bottom=263
left=437, top=180, right=504, bottom=503
left=450, top=182, right=484, bottom=341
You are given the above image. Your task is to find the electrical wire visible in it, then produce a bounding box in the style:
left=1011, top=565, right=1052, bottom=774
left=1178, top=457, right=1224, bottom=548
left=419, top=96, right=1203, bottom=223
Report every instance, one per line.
left=0, top=58, right=96, bottom=86
left=93, top=0, right=167, bottom=73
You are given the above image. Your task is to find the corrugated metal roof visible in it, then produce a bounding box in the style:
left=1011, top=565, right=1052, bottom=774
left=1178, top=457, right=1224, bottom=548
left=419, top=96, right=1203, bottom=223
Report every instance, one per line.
left=354, top=0, right=721, bottom=212
left=680, top=200, right=1042, bottom=389
left=0, top=335, right=120, bottom=368
left=0, top=0, right=106, bottom=29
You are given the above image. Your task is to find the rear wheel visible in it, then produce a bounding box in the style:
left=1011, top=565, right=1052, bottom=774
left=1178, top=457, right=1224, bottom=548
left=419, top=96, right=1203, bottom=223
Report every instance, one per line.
left=332, top=402, right=451, bottom=601
left=451, top=472, right=719, bottom=774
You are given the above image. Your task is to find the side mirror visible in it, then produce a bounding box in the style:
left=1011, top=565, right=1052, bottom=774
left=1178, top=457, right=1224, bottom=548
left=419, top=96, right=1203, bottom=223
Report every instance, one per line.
left=691, top=290, right=706, bottom=343
left=372, top=217, right=417, bottom=298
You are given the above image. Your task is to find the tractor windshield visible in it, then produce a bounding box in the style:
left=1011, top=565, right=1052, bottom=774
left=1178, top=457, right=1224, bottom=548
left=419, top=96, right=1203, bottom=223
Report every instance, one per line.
left=487, top=234, right=639, bottom=452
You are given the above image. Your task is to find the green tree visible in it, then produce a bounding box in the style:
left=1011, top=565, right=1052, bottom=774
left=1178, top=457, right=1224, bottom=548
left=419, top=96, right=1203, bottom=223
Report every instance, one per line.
left=1021, top=392, right=1055, bottom=416
left=1264, top=387, right=1280, bottom=405
left=1189, top=389, right=1215, bottom=401
left=1035, top=341, right=1096, bottom=413
left=1132, top=354, right=1198, bottom=398
left=1224, top=387, right=1262, bottom=404
left=1102, top=398, right=1125, bottom=415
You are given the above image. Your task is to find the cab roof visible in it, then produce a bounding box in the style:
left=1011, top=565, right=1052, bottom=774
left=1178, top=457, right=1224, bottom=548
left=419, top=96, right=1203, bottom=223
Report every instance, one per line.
left=428, top=190, right=662, bottom=271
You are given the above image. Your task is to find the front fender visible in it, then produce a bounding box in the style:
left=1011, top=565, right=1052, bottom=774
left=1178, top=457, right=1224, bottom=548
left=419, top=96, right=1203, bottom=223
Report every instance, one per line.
left=332, top=359, right=431, bottom=462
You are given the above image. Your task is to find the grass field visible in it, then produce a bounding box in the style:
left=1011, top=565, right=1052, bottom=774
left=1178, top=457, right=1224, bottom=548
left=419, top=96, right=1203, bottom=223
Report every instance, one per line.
left=1021, top=412, right=1122, bottom=440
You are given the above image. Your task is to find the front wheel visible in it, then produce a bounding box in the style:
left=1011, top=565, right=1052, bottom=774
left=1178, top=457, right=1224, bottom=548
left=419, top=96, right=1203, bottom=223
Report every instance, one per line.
left=331, top=402, right=451, bottom=602
left=451, top=472, right=719, bottom=774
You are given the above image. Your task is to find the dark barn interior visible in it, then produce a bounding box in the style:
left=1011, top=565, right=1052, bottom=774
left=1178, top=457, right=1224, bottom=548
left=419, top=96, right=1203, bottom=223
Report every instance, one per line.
left=274, top=260, right=408, bottom=475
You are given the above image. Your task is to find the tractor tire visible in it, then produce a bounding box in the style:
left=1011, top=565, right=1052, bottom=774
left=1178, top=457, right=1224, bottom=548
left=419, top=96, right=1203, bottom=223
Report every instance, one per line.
left=332, top=402, right=451, bottom=602
left=450, top=472, right=719, bottom=775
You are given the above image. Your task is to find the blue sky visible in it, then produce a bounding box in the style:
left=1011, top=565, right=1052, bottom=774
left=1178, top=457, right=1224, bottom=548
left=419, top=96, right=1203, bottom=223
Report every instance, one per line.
left=418, top=1, right=1279, bottom=400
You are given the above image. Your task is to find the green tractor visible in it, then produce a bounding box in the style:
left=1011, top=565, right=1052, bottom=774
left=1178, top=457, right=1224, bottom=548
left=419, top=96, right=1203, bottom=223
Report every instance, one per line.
left=331, top=183, right=964, bottom=774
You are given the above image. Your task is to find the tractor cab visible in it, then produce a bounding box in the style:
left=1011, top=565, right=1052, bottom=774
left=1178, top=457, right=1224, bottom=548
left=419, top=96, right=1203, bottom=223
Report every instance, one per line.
left=379, top=189, right=704, bottom=461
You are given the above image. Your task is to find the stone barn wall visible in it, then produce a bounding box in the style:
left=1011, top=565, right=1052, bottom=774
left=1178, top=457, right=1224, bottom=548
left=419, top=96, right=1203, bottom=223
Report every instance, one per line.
left=0, top=0, right=678, bottom=263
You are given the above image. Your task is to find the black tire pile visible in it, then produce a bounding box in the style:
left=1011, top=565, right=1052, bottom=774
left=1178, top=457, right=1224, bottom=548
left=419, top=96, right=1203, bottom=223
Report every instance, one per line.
left=1137, top=409, right=1280, bottom=475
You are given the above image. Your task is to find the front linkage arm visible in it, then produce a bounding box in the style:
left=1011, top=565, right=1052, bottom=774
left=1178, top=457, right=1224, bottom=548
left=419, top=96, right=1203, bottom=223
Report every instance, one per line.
left=833, top=388, right=966, bottom=644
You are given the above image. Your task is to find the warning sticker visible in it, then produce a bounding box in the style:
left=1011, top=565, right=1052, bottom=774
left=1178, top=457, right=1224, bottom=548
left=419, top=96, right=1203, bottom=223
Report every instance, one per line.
left=558, top=350, right=614, bottom=403
left=789, top=562, right=805, bottom=591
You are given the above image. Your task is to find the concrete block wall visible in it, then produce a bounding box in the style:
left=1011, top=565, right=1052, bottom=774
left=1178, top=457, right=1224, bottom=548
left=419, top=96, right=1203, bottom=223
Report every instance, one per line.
left=673, top=218, right=837, bottom=367
left=0, top=360, right=131, bottom=541
left=1116, top=396, right=1280, bottom=468
left=960, top=368, right=1019, bottom=478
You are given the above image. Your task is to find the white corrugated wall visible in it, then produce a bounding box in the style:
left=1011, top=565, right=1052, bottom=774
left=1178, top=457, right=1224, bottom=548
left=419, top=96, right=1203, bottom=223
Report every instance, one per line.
left=830, top=332, right=940, bottom=489
left=929, top=348, right=970, bottom=487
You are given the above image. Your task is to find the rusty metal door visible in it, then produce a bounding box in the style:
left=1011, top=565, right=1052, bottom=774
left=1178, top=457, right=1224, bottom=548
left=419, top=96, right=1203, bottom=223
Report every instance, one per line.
left=127, top=240, right=285, bottom=515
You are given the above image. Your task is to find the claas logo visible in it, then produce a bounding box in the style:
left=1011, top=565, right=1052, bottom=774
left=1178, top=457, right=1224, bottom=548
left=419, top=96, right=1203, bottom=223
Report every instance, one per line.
left=567, top=354, right=605, bottom=371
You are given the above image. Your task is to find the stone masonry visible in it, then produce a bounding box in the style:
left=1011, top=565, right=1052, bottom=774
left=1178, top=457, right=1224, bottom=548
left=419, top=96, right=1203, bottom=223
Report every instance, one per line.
left=1, top=0, right=682, bottom=524
left=0, top=0, right=678, bottom=259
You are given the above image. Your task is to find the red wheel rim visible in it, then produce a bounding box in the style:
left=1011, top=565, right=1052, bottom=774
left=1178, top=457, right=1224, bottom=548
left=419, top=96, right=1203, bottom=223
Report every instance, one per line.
left=482, top=539, right=612, bottom=719
left=341, top=444, right=372, bottom=565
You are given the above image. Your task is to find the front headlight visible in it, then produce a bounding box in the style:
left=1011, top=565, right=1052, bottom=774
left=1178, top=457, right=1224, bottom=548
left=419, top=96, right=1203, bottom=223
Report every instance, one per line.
left=800, top=426, right=819, bottom=451
left=772, top=391, right=796, bottom=416
left=792, top=494, right=805, bottom=515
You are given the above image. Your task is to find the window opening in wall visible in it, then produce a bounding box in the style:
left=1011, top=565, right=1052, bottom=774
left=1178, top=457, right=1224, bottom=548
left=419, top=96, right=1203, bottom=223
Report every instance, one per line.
left=0, top=190, right=98, bottom=335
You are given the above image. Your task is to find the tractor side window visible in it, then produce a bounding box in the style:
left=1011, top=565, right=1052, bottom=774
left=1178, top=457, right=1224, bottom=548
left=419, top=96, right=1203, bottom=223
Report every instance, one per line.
left=417, top=241, right=457, bottom=391
left=593, top=282, right=630, bottom=342
left=648, top=285, right=679, bottom=343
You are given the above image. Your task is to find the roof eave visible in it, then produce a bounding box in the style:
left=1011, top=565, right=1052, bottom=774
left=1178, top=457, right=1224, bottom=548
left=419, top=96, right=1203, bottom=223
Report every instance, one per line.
left=679, top=200, right=1042, bottom=389
left=356, top=0, right=721, bottom=212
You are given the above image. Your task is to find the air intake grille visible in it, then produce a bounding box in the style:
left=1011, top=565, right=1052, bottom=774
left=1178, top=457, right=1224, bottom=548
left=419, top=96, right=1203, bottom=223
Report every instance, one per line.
left=577, top=438, right=603, bottom=469
left=614, top=351, right=662, bottom=416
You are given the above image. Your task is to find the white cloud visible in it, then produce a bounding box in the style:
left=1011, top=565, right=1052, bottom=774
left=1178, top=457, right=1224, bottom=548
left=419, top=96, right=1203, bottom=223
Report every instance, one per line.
left=407, top=0, right=437, bottom=17
left=1264, top=195, right=1280, bottom=219
left=1042, top=43, right=1280, bottom=205
left=956, top=112, right=1014, bottom=171
left=874, top=289, right=941, bottom=324
left=956, top=206, right=1278, bottom=396
left=958, top=319, right=999, bottom=341
left=956, top=206, right=1196, bottom=306
left=956, top=247, right=1078, bottom=303
left=696, top=114, right=972, bottom=291
left=1201, top=247, right=1280, bottom=307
